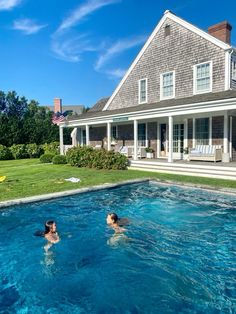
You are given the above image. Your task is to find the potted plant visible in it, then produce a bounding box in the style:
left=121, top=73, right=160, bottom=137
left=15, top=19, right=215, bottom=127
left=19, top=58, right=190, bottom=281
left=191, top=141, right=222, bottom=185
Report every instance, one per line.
left=145, top=147, right=154, bottom=159
left=183, top=147, right=189, bottom=160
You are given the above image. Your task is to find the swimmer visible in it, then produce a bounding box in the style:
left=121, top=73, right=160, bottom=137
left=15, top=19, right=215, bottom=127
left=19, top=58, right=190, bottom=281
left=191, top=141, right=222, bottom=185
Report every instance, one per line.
left=106, top=213, right=129, bottom=233
left=44, top=220, right=60, bottom=244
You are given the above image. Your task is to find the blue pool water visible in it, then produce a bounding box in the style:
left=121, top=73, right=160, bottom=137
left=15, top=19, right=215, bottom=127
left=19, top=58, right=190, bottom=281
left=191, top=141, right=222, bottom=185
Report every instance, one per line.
left=0, top=182, right=236, bottom=314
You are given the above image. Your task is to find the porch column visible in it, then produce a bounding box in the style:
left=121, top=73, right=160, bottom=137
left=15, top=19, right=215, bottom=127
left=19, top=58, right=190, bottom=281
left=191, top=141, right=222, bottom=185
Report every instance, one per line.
left=86, top=124, right=90, bottom=146
left=230, top=116, right=233, bottom=160
left=209, top=117, right=212, bottom=146
left=59, top=126, right=64, bottom=155
left=107, top=122, right=111, bottom=151
left=224, top=113, right=229, bottom=153
left=168, top=116, right=173, bottom=163
left=184, top=119, right=188, bottom=149
left=157, top=122, right=160, bottom=158
left=192, top=118, right=196, bottom=148
left=133, top=119, right=138, bottom=160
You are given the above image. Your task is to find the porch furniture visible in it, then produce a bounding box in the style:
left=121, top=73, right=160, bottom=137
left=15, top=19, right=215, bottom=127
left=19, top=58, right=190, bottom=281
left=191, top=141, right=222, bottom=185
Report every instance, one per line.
left=189, top=145, right=222, bottom=162
left=94, top=144, right=102, bottom=149
left=119, top=146, right=146, bottom=158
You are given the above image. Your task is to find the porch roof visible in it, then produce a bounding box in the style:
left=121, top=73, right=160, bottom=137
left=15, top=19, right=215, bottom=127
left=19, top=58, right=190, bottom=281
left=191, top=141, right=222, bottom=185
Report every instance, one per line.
left=63, top=90, right=236, bottom=125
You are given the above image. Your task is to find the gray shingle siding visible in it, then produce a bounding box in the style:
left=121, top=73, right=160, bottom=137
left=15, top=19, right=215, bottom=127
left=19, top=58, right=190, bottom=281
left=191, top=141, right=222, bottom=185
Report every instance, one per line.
left=231, top=53, right=236, bottom=90
left=107, top=18, right=226, bottom=111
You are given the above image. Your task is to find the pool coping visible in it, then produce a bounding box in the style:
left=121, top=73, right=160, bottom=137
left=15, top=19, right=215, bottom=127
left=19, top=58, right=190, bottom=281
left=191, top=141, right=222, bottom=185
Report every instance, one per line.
left=0, top=178, right=235, bottom=209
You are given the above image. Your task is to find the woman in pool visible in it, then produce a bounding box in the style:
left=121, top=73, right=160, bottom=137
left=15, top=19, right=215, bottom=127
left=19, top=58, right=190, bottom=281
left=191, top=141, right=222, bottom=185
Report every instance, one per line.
left=44, top=220, right=60, bottom=244
left=106, top=213, right=129, bottom=233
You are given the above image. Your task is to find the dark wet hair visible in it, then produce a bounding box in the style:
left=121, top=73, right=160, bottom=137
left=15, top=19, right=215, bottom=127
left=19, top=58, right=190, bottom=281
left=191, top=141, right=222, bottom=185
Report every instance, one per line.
left=109, top=213, right=118, bottom=223
left=44, top=220, right=56, bottom=234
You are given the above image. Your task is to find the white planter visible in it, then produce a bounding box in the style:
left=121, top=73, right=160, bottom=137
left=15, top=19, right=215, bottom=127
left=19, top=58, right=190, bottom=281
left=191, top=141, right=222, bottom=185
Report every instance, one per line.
left=183, top=154, right=189, bottom=161
left=146, top=152, right=154, bottom=159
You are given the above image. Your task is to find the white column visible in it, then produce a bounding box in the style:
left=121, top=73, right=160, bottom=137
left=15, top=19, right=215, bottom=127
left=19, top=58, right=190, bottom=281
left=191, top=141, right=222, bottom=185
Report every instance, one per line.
left=192, top=118, right=196, bottom=148
left=184, top=119, right=188, bottom=149
left=230, top=116, right=233, bottom=160
left=168, top=116, right=173, bottom=163
left=59, top=126, right=64, bottom=155
left=133, top=120, right=138, bottom=160
left=86, top=124, right=90, bottom=146
left=224, top=113, right=229, bottom=153
left=157, top=122, right=160, bottom=158
left=107, top=122, right=111, bottom=151
left=209, top=116, right=212, bottom=146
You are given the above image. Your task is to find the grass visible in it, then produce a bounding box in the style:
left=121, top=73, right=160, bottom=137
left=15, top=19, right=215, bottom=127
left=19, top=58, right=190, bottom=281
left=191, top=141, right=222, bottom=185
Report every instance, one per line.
left=0, top=159, right=236, bottom=202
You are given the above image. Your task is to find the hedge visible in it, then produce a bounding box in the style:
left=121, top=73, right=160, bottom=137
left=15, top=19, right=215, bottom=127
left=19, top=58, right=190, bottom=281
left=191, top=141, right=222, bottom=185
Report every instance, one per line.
left=39, top=153, right=55, bottom=163
left=0, top=145, right=14, bottom=160
left=52, top=155, right=67, bottom=164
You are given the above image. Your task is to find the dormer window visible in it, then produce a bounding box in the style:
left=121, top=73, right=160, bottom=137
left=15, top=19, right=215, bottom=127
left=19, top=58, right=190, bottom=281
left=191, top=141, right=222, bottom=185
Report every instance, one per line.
left=138, top=78, right=147, bottom=104
left=160, top=71, right=175, bottom=100
left=193, top=61, right=212, bottom=94
left=232, top=59, right=236, bottom=81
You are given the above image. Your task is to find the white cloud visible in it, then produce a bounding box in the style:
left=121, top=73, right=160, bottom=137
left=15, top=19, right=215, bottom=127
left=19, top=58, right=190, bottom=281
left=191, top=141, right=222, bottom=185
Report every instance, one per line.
left=57, top=0, right=120, bottom=33
left=106, top=68, right=127, bottom=79
left=95, top=35, right=146, bottom=71
left=0, top=0, right=21, bottom=10
left=51, top=34, right=100, bottom=63
left=13, top=18, right=47, bottom=35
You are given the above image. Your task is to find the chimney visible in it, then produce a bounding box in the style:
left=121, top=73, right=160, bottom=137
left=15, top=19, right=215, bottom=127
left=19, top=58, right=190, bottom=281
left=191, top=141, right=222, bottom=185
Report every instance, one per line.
left=208, top=21, right=232, bottom=45
left=54, top=98, right=62, bottom=113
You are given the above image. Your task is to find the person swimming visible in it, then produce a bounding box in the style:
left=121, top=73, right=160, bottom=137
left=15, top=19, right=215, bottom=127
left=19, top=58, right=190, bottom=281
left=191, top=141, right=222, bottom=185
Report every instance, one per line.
left=106, top=213, right=129, bottom=233
left=44, top=220, right=60, bottom=244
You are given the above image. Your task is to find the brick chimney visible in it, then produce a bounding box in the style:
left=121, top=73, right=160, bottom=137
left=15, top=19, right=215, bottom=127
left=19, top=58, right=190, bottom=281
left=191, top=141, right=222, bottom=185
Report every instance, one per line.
left=54, top=98, right=62, bottom=113
left=208, top=21, right=232, bottom=45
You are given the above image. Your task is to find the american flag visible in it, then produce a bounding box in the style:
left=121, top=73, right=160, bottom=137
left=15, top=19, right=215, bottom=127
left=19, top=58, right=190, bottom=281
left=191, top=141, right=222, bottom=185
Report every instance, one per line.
left=52, top=112, right=65, bottom=125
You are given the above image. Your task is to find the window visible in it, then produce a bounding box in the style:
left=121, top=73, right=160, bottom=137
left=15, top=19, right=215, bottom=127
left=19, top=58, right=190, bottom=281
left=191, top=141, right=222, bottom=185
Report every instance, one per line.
left=139, top=79, right=147, bottom=104
left=138, top=123, right=146, bottom=147
left=232, top=59, right=236, bottom=81
left=111, top=125, right=118, bottom=139
left=194, top=62, right=212, bottom=94
left=196, top=118, right=209, bottom=145
left=161, top=71, right=175, bottom=99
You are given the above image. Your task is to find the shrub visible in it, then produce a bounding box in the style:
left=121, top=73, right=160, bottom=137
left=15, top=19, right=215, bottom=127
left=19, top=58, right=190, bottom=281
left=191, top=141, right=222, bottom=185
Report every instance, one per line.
left=0, top=145, right=14, bottom=160
left=40, top=153, right=55, bottom=163
left=145, top=147, right=154, bottom=153
left=10, top=144, right=29, bottom=159
left=66, top=146, right=128, bottom=170
left=26, top=143, right=44, bottom=158
left=52, top=155, right=67, bottom=164
left=42, top=142, right=60, bottom=155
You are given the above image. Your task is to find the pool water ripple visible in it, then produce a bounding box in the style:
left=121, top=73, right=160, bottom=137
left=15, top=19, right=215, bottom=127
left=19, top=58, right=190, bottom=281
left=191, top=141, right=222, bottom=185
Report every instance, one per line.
left=0, top=182, right=236, bottom=313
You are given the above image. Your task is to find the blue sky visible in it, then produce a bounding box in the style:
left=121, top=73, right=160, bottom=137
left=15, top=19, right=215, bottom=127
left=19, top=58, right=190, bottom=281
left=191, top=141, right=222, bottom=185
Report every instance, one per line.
left=0, top=0, right=236, bottom=108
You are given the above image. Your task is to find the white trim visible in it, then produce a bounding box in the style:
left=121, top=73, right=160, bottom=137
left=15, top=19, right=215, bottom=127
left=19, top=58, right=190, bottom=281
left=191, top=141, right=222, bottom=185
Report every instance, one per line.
left=168, top=116, right=173, bottom=162
left=59, top=126, right=64, bottom=155
left=134, top=120, right=138, bottom=160
left=107, top=122, right=111, bottom=151
left=103, top=10, right=230, bottom=111
left=225, top=50, right=231, bottom=90
left=193, top=61, right=212, bottom=95
left=138, top=78, right=148, bottom=104
left=160, top=71, right=175, bottom=100
left=85, top=125, right=90, bottom=146
left=230, top=116, right=232, bottom=160
left=232, top=54, right=236, bottom=81
left=224, top=113, right=229, bottom=153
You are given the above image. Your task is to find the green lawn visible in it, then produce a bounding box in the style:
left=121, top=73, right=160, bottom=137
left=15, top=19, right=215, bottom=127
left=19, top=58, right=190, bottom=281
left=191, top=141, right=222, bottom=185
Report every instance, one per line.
left=0, top=159, right=236, bottom=202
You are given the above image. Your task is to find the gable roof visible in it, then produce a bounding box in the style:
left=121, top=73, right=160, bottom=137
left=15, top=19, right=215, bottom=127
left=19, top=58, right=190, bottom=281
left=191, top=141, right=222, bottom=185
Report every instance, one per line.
left=103, top=10, right=231, bottom=111
left=89, top=97, right=110, bottom=112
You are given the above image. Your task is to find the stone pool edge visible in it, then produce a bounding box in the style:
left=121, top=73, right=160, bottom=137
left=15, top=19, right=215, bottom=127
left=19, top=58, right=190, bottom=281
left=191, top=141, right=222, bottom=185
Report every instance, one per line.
left=1, top=178, right=236, bottom=209
left=0, top=178, right=150, bottom=209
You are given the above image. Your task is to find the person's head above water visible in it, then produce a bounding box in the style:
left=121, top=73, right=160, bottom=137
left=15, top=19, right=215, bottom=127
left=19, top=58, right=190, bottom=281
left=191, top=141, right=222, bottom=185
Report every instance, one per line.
left=106, top=213, right=118, bottom=225
left=44, top=220, right=57, bottom=234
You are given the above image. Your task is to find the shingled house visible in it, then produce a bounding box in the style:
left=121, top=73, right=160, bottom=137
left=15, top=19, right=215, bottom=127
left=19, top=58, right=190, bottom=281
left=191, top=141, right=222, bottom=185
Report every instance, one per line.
left=59, top=10, right=236, bottom=175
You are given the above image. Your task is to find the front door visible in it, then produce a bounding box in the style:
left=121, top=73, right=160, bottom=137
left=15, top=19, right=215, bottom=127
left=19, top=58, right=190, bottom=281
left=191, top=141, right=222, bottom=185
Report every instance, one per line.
left=173, top=124, right=184, bottom=159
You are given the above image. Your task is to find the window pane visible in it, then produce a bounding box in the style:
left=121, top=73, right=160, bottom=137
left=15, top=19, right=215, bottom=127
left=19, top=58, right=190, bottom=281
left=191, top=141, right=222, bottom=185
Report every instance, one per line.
left=139, top=79, right=147, bottom=103
left=162, top=72, right=174, bottom=98
left=138, top=123, right=146, bottom=146
left=196, top=63, right=210, bottom=92
left=196, top=118, right=209, bottom=145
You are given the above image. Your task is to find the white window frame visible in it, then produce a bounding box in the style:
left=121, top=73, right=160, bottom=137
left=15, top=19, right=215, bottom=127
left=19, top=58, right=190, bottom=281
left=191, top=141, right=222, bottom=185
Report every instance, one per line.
left=232, top=57, right=236, bottom=81
left=160, top=71, right=175, bottom=100
left=193, top=61, right=212, bottom=95
left=138, top=78, right=148, bottom=104
left=111, top=125, right=118, bottom=139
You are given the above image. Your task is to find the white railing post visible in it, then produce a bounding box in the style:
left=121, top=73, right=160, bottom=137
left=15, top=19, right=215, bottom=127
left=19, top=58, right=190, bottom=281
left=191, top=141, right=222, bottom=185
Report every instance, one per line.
left=59, top=126, right=64, bottom=155
left=168, top=116, right=173, bottom=163
left=107, top=122, right=111, bottom=151
left=134, top=120, right=138, bottom=160
left=86, top=125, right=90, bottom=146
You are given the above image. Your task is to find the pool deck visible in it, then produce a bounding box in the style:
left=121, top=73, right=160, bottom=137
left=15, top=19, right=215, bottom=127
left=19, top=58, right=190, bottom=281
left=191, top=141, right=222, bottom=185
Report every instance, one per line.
left=0, top=178, right=236, bottom=209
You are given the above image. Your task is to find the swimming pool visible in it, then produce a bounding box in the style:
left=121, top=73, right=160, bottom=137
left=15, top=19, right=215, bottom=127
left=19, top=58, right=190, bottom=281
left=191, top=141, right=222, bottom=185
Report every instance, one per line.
left=0, top=182, right=235, bottom=313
